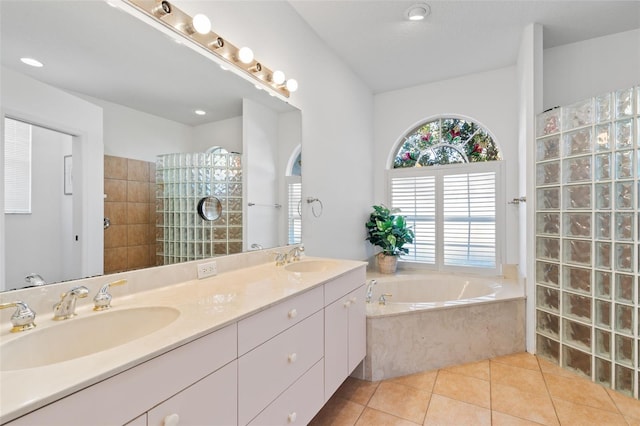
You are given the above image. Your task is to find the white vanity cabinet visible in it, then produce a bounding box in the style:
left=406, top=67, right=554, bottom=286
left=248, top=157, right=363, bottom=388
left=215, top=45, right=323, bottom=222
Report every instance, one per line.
left=6, top=324, right=237, bottom=426
left=324, top=268, right=367, bottom=400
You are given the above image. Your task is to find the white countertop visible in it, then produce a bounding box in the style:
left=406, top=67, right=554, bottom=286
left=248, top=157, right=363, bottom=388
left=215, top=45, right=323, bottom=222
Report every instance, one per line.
left=0, top=257, right=366, bottom=424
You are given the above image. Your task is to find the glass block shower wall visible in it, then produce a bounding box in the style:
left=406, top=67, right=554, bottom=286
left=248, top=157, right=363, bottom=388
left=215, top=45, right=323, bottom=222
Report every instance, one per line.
left=156, top=152, right=243, bottom=265
left=535, top=86, right=639, bottom=397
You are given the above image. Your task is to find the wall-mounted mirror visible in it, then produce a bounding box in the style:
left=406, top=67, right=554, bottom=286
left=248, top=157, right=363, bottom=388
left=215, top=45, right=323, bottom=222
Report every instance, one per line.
left=0, top=0, right=302, bottom=291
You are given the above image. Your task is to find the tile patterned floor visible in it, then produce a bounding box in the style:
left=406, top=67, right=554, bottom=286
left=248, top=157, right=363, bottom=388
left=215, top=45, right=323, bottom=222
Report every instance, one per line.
left=309, top=353, right=640, bottom=425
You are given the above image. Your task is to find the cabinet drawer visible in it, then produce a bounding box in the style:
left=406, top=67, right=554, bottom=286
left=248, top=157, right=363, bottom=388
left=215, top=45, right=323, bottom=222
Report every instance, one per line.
left=324, top=266, right=366, bottom=305
left=7, top=324, right=237, bottom=426
left=238, top=311, right=324, bottom=425
left=248, top=360, right=324, bottom=426
left=148, top=360, right=237, bottom=426
left=238, top=285, right=323, bottom=355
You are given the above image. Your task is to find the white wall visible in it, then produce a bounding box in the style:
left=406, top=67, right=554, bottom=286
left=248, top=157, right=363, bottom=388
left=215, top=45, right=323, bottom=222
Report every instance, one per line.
left=517, top=24, right=543, bottom=353
left=243, top=98, right=280, bottom=250
left=175, top=1, right=375, bottom=260
left=193, top=116, right=242, bottom=154
left=373, top=67, right=520, bottom=265
left=0, top=67, right=104, bottom=290
left=5, top=126, right=72, bottom=286
left=544, top=28, right=640, bottom=109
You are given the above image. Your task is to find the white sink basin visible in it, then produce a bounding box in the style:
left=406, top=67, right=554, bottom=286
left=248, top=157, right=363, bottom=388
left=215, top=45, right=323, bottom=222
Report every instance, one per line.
left=0, top=306, right=180, bottom=371
left=284, top=260, right=338, bottom=273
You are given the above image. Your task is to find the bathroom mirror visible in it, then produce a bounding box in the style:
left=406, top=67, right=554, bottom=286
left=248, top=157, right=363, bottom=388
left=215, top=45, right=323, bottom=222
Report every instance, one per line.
left=0, top=0, right=302, bottom=290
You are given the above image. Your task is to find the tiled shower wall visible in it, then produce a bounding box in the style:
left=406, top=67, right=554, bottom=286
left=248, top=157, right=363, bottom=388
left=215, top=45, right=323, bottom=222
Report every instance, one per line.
left=156, top=152, right=243, bottom=265
left=535, top=86, right=639, bottom=397
left=104, top=155, right=156, bottom=274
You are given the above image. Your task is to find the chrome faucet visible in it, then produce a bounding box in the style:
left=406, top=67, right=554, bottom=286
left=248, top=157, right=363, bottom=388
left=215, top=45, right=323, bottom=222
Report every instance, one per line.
left=24, top=273, right=46, bottom=287
left=53, top=285, right=89, bottom=320
left=365, top=279, right=377, bottom=303
left=93, top=279, right=127, bottom=311
left=275, top=252, right=288, bottom=266
left=378, top=293, right=392, bottom=306
left=287, top=245, right=305, bottom=262
left=251, top=243, right=264, bottom=250
left=0, top=301, right=36, bottom=332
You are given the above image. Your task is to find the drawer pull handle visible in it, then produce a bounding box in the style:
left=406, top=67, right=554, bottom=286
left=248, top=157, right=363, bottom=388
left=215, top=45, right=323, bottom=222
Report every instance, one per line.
left=344, top=300, right=352, bottom=308
left=288, top=308, right=297, bottom=319
left=164, top=413, right=180, bottom=426
left=288, top=412, right=297, bottom=423
left=288, top=353, right=298, bottom=363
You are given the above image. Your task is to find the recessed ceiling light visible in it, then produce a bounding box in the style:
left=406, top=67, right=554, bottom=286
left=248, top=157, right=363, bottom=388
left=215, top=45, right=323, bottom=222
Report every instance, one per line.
left=405, top=3, right=431, bottom=21
left=20, top=57, right=44, bottom=68
left=194, top=110, right=206, bottom=116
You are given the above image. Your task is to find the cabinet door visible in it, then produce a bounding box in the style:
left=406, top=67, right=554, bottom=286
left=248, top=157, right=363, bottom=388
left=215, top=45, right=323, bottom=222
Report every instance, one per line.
left=348, top=284, right=366, bottom=372
left=147, top=360, right=237, bottom=426
left=324, top=296, right=349, bottom=400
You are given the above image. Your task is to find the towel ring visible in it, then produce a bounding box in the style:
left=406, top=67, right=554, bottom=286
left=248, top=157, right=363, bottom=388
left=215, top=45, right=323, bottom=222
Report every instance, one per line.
left=306, top=197, right=323, bottom=218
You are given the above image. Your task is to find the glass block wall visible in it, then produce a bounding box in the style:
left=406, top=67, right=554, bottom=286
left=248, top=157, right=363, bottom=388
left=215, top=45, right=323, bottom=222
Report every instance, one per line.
left=535, top=86, right=639, bottom=396
left=156, top=152, right=243, bottom=265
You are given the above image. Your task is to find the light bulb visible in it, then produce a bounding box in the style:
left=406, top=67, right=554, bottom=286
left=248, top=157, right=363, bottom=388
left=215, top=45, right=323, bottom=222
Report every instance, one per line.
left=194, top=110, right=206, bottom=116
left=20, top=57, right=43, bottom=68
left=237, top=47, right=254, bottom=64
left=272, top=70, right=286, bottom=85
left=285, top=79, right=298, bottom=92
left=192, top=14, right=211, bottom=34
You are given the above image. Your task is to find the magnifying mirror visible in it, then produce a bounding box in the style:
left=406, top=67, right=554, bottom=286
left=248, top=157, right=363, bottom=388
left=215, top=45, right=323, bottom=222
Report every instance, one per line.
left=197, top=196, right=222, bottom=221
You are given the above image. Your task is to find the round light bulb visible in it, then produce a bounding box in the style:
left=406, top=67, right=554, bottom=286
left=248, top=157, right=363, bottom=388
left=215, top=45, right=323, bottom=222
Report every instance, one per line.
left=194, top=109, right=206, bottom=116
left=272, top=70, right=286, bottom=85
left=285, top=79, right=298, bottom=93
left=192, top=14, right=211, bottom=34
left=238, top=47, right=254, bottom=64
left=20, top=57, right=43, bottom=68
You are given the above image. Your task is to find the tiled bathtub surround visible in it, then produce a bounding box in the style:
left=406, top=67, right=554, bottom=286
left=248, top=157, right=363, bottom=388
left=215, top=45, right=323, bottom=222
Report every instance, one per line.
left=156, top=152, right=243, bottom=265
left=535, top=86, right=640, bottom=397
left=104, top=155, right=156, bottom=274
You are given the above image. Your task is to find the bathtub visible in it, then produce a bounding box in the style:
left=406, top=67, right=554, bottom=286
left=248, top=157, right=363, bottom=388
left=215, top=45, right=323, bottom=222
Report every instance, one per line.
left=356, top=271, right=525, bottom=381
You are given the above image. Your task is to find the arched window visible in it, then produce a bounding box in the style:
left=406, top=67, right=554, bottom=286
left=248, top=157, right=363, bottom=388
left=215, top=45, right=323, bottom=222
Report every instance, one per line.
left=286, top=147, right=302, bottom=244
left=388, top=117, right=503, bottom=273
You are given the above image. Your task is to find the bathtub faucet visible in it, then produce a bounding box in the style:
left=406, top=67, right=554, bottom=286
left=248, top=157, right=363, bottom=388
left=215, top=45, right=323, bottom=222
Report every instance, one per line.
left=378, top=293, right=392, bottom=306
left=365, top=279, right=377, bottom=303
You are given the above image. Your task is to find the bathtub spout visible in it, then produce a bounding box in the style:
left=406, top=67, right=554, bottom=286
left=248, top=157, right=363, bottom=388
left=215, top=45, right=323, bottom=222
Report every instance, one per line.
left=365, top=279, right=377, bottom=303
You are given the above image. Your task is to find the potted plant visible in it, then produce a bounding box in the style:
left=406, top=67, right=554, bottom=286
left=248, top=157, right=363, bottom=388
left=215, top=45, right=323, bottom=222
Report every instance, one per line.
left=365, top=204, right=414, bottom=274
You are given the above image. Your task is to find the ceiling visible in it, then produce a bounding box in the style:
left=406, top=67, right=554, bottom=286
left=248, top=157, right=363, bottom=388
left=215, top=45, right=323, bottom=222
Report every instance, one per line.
left=290, top=1, right=640, bottom=93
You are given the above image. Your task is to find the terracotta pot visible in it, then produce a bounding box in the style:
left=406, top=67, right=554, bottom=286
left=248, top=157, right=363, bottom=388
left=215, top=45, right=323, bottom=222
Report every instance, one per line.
left=377, top=253, right=398, bottom=274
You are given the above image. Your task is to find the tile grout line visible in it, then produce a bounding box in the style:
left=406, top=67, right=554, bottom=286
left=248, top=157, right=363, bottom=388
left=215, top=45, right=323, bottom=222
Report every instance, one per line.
left=421, top=369, right=440, bottom=425
left=536, top=355, right=563, bottom=426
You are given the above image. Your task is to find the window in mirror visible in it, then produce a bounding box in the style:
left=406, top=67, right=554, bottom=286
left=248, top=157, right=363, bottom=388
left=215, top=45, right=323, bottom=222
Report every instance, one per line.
left=4, top=118, right=32, bottom=213
left=287, top=151, right=302, bottom=244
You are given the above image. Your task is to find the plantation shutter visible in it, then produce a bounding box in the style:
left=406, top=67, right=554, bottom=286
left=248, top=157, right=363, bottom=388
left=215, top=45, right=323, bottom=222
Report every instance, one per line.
left=442, top=171, right=496, bottom=268
left=4, top=118, right=32, bottom=213
left=288, top=181, right=302, bottom=244
left=390, top=175, right=436, bottom=264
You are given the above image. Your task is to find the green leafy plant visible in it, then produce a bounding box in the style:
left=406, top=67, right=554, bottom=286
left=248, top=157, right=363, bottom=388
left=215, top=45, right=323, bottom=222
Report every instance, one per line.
left=365, top=205, right=414, bottom=256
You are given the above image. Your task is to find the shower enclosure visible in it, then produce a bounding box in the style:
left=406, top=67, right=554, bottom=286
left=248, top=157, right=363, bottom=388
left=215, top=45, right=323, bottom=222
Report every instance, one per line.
left=156, top=152, right=243, bottom=265
left=535, top=86, right=639, bottom=397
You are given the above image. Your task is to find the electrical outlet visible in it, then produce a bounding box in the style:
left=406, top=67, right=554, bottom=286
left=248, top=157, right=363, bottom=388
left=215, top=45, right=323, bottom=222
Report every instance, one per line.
left=197, top=261, right=217, bottom=279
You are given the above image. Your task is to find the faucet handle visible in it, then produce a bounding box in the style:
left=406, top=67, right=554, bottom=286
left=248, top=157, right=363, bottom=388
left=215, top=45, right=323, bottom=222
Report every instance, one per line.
left=378, top=293, right=392, bottom=305
left=94, top=279, right=127, bottom=311
left=275, top=252, right=288, bottom=266
left=0, top=301, right=36, bottom=332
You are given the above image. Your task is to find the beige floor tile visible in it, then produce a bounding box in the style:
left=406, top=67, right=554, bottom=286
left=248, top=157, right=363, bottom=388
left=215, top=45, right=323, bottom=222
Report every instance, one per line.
left=389, top=370, right=438, bottom=392
left=444, top=359, right=490, bottom=381
left=606, top=387, right=640, bottom=420
left=490, top=361, right=547, bottom=396
left=355, top=407, right=421, bottom=426
left=491, top=411, right=545, bottom=426
left=334, top=377, right=380, bottom=406
left=432, top=370, right=491, bottom=409
left=552, top=397, right=627, bottom=425
left=308, top=396, right=365, bottom=426
left=491, top=352, right=540, bottom=371
left=491, top=382, right=559, bottom=426
left=626, top=416, right=640, bottom=426
left=423, top=394, right=491, bottom=426
left=368, top=381, right=431, bottom=424
left=544, top=371, right=618, bottom=413
left=536, top=358, right=577, bottom=379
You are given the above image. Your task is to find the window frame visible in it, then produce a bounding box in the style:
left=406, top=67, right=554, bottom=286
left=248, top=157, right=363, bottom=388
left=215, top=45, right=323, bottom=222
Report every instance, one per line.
left=386, top=159, right=505, bottom=275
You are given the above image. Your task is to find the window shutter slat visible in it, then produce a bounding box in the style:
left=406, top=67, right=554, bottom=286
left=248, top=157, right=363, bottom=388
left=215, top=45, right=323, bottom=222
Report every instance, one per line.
left=4, top=118, right=32, bottom=213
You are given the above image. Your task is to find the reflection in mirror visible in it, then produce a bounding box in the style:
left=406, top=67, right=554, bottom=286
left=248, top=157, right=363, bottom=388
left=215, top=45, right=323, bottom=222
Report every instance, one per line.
left=197, top=197, right=223, bottom=222
left=0, top=0, right=301, bottom=290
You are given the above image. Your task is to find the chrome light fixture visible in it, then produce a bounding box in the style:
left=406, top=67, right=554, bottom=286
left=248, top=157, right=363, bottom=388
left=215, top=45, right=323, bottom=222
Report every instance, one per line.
left=121, top=0, right=298, bottom=98
left=405, top=3, right=431, bottom=21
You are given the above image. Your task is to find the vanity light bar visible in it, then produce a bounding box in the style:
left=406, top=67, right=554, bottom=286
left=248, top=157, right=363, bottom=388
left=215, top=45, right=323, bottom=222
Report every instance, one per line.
left=122, top=0, right=295, bottom=98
